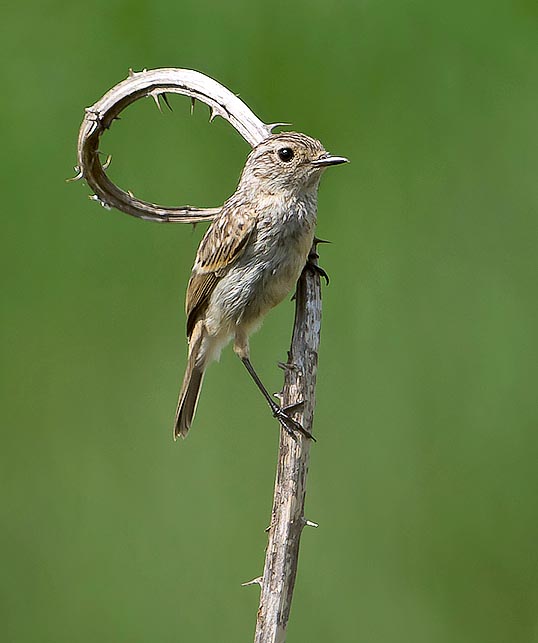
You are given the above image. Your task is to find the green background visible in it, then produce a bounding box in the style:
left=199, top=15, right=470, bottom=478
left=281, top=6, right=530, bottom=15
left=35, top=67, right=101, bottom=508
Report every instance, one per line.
left=3, top=1, right=538, bottom=641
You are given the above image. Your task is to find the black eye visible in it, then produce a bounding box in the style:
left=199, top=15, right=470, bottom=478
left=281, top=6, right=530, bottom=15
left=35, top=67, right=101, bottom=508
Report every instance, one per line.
left=277, top=147, right=294, bottom=162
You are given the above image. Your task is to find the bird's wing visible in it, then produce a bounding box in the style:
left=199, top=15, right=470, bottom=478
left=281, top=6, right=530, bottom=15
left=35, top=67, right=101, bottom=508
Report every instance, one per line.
left=186, top=206, right=257, bottom=337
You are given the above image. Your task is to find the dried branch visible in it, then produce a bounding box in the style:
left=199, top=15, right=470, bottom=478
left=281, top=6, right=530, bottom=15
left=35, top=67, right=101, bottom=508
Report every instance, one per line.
left=74, top=68, right=272, bottom=223
left=74, top=68, right=322, bottom=642
left=253, top=248, right=322, bottom=643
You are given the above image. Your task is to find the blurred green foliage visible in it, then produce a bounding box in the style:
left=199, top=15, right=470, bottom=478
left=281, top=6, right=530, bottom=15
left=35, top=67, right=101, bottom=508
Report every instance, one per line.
left=2, top=0, right=538, bottom=641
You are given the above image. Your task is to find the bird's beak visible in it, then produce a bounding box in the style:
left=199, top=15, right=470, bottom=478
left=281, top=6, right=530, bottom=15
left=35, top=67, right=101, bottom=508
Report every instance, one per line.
left=311, top=153, right=349, bottom=167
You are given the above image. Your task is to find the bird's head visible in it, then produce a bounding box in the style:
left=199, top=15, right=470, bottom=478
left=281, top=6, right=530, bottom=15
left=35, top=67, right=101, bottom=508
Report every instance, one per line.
left=239, top=132, right=348, bottom=195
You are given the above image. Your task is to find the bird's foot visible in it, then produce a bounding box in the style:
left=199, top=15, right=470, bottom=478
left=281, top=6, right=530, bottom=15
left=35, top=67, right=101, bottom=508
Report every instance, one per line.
left=306, top=241, right=331, bottom=285
left=271, top=400, right=316, bottom=442
left=307, top=260, right=330, bottom=285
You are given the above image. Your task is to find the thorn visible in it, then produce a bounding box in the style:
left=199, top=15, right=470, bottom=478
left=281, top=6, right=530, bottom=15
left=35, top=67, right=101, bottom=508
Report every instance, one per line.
left=66, top=166, right=84, bottom=183
left=268, top=122, right=292, bottom=132
left=305, top=519, right=319, bottom=528
left=162, top=93, right=173, bottom=111
left=209, top=106, right=219, bottom=122
left=314, top=237, right=332, bottom=245
left=152, top=93, right=162, bottom=112
left=241, top=576, right=262, bottom=588
left=84, top=108, right=104, bottom=128
left=190, top=97, right=196, bottom=115
left=273, top=391, right=283, bottom=401
left=277, top=361, right=297, bottom=372
left=102, top=154, right=112, bottom=170
left=128, top=68, right=135, bottom=77
left=89, top=195, right=111, bottom=210
left=127, top=190, right=134, bottom=198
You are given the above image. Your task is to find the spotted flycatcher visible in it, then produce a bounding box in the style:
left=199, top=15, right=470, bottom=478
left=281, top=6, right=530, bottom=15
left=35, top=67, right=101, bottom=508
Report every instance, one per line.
left=174, top=132, right=347, bottom=439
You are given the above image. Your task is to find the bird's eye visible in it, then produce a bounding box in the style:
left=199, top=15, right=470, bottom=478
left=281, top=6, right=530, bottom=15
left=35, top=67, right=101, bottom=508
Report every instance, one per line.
left=277, top=147, right=294, bottom=162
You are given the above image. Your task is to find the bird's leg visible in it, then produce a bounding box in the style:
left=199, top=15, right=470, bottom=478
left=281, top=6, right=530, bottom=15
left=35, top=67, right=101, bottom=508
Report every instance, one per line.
left=240, top=356, right=315, bottom=441
left=234, top=330, right=314, bottom=441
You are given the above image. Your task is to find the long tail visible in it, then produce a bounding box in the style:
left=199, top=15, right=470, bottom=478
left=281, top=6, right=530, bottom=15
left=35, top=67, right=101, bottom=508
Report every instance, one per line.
left=174, top=323, right=206, bottom=440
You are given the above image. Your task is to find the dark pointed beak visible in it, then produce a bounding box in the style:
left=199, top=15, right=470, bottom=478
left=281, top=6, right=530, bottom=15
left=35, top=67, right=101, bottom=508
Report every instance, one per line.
left=311, top=153, right=349, bottom=167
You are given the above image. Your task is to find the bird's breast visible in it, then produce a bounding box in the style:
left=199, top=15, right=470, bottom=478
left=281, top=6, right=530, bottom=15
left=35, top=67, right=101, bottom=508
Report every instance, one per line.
left=205, top=195, right=317, bottom=334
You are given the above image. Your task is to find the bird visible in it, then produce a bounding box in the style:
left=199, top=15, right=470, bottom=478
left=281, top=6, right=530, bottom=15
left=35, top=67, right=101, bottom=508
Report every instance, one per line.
left=174, top=131, right=347, bottom=440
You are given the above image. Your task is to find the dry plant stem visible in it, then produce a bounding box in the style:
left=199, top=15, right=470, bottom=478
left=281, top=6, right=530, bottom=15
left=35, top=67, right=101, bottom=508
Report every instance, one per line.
left=254, top=256, right=322, bottom=643
left=75, top=68, right=272, bottom=223
left=75, top=68, right=322, bottom=643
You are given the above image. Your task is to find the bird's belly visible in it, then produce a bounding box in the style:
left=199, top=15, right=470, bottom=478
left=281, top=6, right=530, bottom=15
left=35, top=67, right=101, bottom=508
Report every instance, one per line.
left=205, top=230, right=313, bottom=336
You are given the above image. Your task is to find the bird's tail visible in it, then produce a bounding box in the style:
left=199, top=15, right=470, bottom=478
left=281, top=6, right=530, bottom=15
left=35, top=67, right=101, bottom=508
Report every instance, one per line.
left=174, top=323, right=206, bottom=440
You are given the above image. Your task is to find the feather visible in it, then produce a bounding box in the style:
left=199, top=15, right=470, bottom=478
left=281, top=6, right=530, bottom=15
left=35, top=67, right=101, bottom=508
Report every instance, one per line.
left=185, top=202, right=257, bottom=337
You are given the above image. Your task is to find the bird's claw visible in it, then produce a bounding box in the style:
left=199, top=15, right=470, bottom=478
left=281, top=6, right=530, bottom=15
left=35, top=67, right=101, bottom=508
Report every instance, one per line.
left=272, top=403, right=315, bottom=442
left=307, top=260, right=330, bottom=285
left=282, top=400, right=305, bottom=413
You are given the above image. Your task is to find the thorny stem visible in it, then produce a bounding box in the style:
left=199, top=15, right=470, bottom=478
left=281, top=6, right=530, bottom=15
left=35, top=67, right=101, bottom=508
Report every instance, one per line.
left=253, top=249, right=322, bottom=643
left=74, top=68, right=272, bottom=223
left=74, top=68, right=322, bottom=643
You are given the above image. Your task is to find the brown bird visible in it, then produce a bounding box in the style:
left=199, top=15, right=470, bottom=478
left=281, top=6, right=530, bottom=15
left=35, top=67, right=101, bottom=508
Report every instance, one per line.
left=174, top=132, right=347, bottom=439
